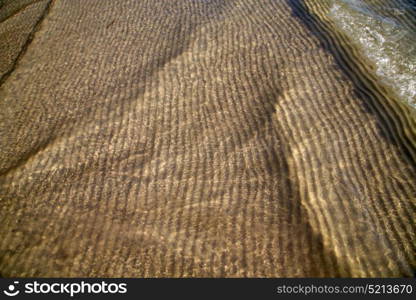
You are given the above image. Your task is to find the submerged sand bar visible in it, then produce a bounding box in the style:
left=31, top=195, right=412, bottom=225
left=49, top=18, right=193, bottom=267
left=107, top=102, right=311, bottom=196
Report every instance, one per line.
left=0, top=0, right=415, bottom=277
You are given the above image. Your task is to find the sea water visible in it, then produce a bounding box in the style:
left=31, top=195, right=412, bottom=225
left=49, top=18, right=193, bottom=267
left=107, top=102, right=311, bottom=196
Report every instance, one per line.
left=328, top=0, right=416, bottom=108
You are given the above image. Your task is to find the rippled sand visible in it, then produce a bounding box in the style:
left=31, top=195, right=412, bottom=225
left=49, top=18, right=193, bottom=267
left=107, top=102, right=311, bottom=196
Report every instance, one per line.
left=0, top=0, right=415, bottom=277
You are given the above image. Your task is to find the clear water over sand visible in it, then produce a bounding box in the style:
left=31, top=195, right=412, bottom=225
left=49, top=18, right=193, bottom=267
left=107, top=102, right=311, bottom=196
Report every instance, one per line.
left=1, top=0, right=415, bottom=277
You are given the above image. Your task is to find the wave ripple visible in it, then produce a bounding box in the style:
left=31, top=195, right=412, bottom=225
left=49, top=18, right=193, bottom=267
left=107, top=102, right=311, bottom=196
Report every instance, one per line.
left=329, top=0, right=416, bottom=108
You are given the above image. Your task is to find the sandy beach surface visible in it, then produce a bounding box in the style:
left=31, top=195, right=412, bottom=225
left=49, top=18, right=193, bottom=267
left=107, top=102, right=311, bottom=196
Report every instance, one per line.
left=0, top=0, right=415, bottom=277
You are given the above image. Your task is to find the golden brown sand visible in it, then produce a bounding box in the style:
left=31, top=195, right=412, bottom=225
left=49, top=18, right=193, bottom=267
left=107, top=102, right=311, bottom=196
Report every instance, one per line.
left=0, top=0, right=415, bottom=277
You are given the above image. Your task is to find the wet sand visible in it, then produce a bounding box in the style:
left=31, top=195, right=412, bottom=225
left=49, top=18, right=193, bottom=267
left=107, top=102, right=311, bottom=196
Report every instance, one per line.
left=0, top=0, right=415, bottom=277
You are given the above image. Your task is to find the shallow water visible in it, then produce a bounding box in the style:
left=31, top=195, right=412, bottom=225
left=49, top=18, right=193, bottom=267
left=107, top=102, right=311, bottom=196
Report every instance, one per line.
left=328, top=0, right=416, bottom=108
left=1, top=0, right=415, bottom=278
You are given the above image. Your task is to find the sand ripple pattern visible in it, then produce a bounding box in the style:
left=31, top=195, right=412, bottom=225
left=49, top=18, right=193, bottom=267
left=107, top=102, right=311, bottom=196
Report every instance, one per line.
left=0, top=0, right=415, bottom=277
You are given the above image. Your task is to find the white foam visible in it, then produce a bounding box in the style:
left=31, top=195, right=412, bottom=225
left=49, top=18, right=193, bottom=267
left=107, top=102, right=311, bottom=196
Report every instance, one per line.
left=329, top=0, right=416, bottom=108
